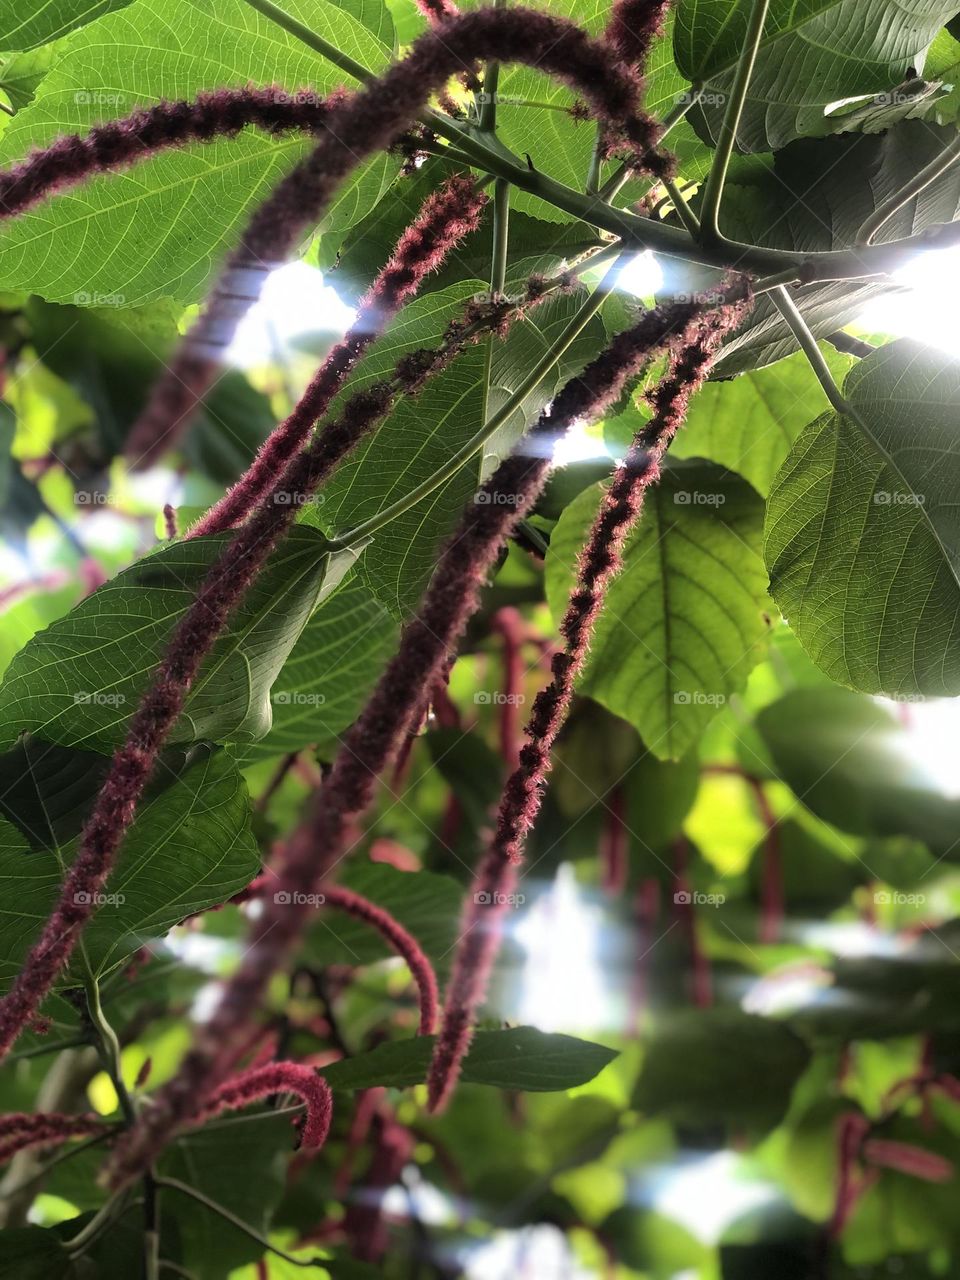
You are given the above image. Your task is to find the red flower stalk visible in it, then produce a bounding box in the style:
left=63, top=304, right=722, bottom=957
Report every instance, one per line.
left=426, top=284, right=753, bottom=1112
left=239, top=877, right=438, bottom=1035
left=0, top=1112, right=103, bottom=1164
left=119, top=6, right=670, bottom=466
left=605, top=0, right=672, bottom=68
left=189, top=173, right=487, bottom=538
left=600, top=785, right=629, bottom=896
left=0, top=260, right=569, bottom=1071
left=862, top=1138, right=954, bottom=1183
left=341, top=1106, right=415, bottom=1262
left=194, top=1062, right=333, bottom=1151
left=490, top=606, right=526, bottom=772
left=102, top=289, right=746, bottom=1185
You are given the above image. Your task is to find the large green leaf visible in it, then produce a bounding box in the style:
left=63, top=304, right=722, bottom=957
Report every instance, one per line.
left=671, top=347, right=854, bottom=497
left=694, top=123, right=960, bottom=372
left=315, top=282, right=604, bottom=616
left=0, top=0, right=396, bottom=304
left=0, top=742, right=260, bottom=987
left=246, top=577, right=398, bottom=760
left=756, top=687, right=960, bottom=857
left=634, top=1008, right=810, bottom=1131
left=765, top=338, right=960, bottom=696
left=0, top=526, right=358, bottom=750
left=545, top=460, right=771, bottom=760
left=319, top=1026, right=618, bottom=1092
left=0, top=0, right=132, bottom=49
left=674, top=0, right=959, bottom=151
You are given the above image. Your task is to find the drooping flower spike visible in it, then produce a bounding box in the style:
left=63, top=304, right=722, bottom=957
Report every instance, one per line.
left=103, top=285, right=748, bottom=1188
left=0, top=253, right=569, bottom=1066
left=192, top=1062, right=333, bottom=1151
left=0, top=1111, right=104, bottom=1164
left=605, top=0, right=673, bottom=68
left=237, top=876, right=439, bottom=1035
left=188, top=172, right=488, bottom=537
left=121, top=5, right=673, bottom=465
left=426, top=283, right=754, bottom=1112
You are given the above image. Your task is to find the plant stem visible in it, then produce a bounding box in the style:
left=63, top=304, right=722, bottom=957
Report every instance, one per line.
left=153, top=1176, right=327, bottom=1268
left=698, top=0, right=770, bottom=244
left=64, top=1189, right=131, bottom=1254
left=769, top=287, right=852, bottom=416
left=332, top=256, right=626, bottom=548
left=84, top=973, right=136, bottom=1125
left=857, top=132, right=960, bottom=244
left=239, top=0, right=960, bottom=281
left=662, top=177, right=701, bottom=237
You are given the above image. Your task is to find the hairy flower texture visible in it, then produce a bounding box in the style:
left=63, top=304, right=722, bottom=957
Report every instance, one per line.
left=426, top=283, right=753, bottom=1112
left=0, top=1112, right=103, bottom=1164
left=605, top=0, right=673, bottom=68
left=194, top=1062, right=333, bottom=1151
left=0, top=259, right=572, bottom=1071
left=119, top=7, right=670, bottom=465
left=239, top=877, right=438, bottom=1034
left=190, top=174, right=487, bottom=537
left=103, top=292, right=745, bottom=1187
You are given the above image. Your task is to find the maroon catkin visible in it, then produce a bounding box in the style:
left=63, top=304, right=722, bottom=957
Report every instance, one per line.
left=194, top=1062, right=333, bottom=1150
left=426, top=286, right=753, bottom=1112
left=103, top=291, right=745, bottom=1188
left=120, top=6, right=670, bottom=465
left=605, top=0, right=672, bottom=67
left=0, top=1112, right=103, bottom=1164
left=0, top=256, right=565, bottom=1070
left=188, top=173, right=488, bottom=537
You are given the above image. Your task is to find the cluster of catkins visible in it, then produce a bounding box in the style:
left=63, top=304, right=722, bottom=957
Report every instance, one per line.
left=0, top=0, right=751, bottom=1206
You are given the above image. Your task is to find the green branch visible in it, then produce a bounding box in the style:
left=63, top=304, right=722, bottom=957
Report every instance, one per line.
left=768, top=287, right=852, bottom=416
left=698, top=0, right=770, bottom=244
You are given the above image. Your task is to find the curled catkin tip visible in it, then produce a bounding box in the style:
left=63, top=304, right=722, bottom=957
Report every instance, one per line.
left=198, top=1062, right=334, bottom=1149
left=322, top=885, right=439, bottom=1035
left=605, top=0, right=672, bottom=68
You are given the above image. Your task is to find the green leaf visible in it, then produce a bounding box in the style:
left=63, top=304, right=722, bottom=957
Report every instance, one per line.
left=545, top=460, right=771, bottom=760
left=0, top=0, right=132, bottom=49
left=316, top=283, right=604, bottom=616
left=158, top=1110, right=297, bottom=1274
left=0, top=0, right=395, bottom=305
left=303, top=860, right=463, bottom=971
left=0, top=742, right=260, bottom=987
left=671, top=347, right=854, bottom=497
left=0, top=526, right=358, bottom=750
left=674, top=0, right=959, bottom=151
left=765, top=338, right=960, bottom=696
left=319, top=1026, right=618, bottom=1091
left=245, top=577, right=398, bottom=760
left=755, top=687, right=960, bottom=857
left=0, top=1227, right=71, bottom=1279
left=700, top=123, right=960, bottom=372
left=634, top=1008, right=810, bottom=1131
